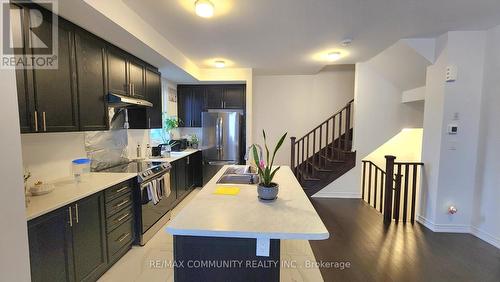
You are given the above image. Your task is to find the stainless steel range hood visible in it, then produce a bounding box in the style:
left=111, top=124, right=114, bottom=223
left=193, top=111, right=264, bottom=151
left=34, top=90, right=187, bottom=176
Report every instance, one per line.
left=107, top=93, right=153, bottom=108
left=107, top=93, right=153, bottom=129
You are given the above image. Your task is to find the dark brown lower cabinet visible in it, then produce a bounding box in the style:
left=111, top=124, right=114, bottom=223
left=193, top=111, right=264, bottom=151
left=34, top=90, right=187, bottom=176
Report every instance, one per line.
left=27, top=180, right=135, bottom=282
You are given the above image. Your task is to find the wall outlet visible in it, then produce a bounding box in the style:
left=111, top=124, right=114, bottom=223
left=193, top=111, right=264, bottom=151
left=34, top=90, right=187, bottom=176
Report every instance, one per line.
left=446, top=65, right=458, bottom=82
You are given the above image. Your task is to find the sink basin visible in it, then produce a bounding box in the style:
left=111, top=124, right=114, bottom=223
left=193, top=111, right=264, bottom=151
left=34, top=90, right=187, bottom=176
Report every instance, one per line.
left=216, top=166, right=260, bottom=185
left=217, top=174, right=259, bottom=185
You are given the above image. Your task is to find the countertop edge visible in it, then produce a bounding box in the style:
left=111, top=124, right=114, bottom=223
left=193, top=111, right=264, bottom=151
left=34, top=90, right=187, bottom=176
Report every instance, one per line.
left=165, top=227, right=330, bottom=240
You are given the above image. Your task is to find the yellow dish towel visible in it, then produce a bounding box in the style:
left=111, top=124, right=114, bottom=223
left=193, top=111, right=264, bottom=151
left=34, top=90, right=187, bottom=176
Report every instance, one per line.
left=214, top=186, right=240, bottom=196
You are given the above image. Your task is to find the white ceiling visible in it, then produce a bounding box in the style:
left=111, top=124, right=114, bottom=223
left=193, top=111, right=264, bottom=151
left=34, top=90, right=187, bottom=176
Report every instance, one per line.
left=122, top=0, right=500, bottom=75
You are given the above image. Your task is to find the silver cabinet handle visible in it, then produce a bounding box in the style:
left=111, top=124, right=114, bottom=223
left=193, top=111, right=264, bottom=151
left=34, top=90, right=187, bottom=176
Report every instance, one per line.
left=117, top=233, right=130, bottom=242
left=68, top=206, right=73, bottom=227
left=148, top=118, right=151, bottom=128
left=115, top=213, right=130, bottom=223
left=42, top=112, right=47, bottom=131
left=34, top=111, right=38, bottom=132
left=187, top=156, right=190, bottom=165
left=115, top=199, right=129, bottom=208
left=75, top=204, right=79, bottom=224
left=116, top=186, right=128, bottom=193
left=132, top=83, right=135, bottom=95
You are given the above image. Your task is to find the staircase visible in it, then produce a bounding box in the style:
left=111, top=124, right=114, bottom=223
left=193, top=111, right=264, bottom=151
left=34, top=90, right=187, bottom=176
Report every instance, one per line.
left=290, top=100, right=355, bottom=196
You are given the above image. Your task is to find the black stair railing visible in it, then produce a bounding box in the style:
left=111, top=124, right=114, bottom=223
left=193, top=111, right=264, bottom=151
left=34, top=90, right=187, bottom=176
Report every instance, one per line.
left=362, top=156, right=424, bottom=224
left=290, top=99, right=354, bottom=182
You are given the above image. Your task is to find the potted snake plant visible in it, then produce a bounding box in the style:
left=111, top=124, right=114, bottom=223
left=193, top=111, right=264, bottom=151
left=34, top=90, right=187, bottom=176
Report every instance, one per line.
left=252, top=130, right=287, bottom=201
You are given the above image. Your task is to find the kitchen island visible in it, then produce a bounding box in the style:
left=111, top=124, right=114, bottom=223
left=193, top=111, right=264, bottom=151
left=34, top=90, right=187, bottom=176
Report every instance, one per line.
left=166, top=165, right=329, bottom=282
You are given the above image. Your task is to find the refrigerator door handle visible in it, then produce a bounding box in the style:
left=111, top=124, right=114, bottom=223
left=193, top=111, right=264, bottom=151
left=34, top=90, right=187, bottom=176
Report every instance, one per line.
left=215, top=117, right=221, bottom=151
left=219, top=117, right=224, bottom=153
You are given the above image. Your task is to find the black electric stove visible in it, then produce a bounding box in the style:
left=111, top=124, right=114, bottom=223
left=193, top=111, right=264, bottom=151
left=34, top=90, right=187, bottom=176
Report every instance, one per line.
left=98, top=160, right=171, bottom=183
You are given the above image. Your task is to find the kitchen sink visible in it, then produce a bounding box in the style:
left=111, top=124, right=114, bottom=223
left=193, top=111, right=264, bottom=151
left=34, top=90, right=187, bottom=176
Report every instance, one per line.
left=216, top=166, right=260, bottom=185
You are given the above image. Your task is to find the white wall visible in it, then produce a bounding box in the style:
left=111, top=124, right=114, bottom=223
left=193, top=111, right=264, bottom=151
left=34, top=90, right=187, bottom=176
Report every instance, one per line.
left=315, top=59, right=425, bottom=198
left=420, top=31, right=487, bottom=232
left=0, top=69, right=31, bottom=281
left=471, top=25, right=500, bottom=248
left=252, top=65, right=355, bottom=166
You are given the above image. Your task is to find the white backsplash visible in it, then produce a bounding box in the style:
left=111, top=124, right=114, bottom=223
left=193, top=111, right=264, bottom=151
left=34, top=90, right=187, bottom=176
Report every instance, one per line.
left=21, top=129, right=153, bottom=185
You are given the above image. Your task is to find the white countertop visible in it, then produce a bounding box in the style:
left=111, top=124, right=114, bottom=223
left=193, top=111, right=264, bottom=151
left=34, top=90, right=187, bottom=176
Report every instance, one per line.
left=166, top=165, right=329, bottom=240
left=132, top=148, right=202, bottom=163
left=26, top=173, right=137, bottom=221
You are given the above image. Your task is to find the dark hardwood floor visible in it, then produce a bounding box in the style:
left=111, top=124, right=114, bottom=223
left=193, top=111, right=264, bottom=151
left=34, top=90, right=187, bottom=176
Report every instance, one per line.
left=308, top=198, right=500, bottom=282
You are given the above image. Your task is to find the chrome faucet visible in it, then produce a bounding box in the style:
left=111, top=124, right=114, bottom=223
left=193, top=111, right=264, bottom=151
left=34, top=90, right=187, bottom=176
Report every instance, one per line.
left=244, top=144, right=263, bottom=162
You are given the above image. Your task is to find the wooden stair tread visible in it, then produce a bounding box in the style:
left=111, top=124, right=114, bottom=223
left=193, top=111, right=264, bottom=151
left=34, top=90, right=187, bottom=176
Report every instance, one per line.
left=305, top=160, right=334, bottom=172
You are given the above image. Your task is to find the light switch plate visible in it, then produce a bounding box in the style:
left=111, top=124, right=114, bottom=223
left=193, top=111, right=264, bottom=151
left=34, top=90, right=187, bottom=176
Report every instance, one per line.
left=446, top=65, right=458, bottom=82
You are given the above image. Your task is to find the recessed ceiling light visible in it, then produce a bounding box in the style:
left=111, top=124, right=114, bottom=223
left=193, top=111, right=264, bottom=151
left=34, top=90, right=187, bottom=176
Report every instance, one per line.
left=327, top=52, right=342, bottom=61
left=215, top=60, right=225, bottom=68
left=195, top=0, right=214, bottom=18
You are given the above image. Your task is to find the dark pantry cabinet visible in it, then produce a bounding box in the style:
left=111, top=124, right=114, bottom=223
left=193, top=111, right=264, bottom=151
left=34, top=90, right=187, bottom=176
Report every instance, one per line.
left=13, top=3, right=162, bottom=133
left=28, top=192, right=107, bottom=282
left=177, top=86, right=205, bottom=127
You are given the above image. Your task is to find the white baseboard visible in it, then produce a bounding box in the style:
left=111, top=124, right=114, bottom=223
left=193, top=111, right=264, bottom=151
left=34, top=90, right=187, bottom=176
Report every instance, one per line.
left=311, top=191, right=361, bottom=198
left=417, top=216, right=500, bottom=249
left=416, top=215, right=470, bottom=233
left=470, top=226, right=500, bottom=249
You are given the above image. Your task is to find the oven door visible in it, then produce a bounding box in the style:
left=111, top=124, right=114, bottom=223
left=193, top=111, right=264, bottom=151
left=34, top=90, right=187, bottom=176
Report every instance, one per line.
left=139, top=171, right=174, bottom=234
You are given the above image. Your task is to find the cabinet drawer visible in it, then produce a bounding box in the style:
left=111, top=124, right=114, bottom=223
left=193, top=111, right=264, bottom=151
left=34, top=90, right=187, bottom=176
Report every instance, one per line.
left=105, top=181, right=132, bottom=202
left=107, top=205, right=133, bottom=233
left=107, top=219, right=134, bottom=257
left=106, top=193, right=133, bottom=217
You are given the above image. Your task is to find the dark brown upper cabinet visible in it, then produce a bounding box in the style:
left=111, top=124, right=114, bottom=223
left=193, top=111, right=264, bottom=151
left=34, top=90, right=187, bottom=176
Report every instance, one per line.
left=107, top=47, right=145, bottom=99
left=146, top=68, right=162, bottom=129
left=205, top=85, right=245, bottom=110
left=14, top=3, right=161, bottom=133
left=75, top=30, right=108, bottom=131
left=107, top=47, right=129, bottom=96
left=29, top=10, right=79, bottom=132
left=222, top=85, right=246, bottom=109
left=178, top=84, right=245, bottom=128
left=128, top=59, right=145, bottom=99
left=205, top=86, right=224, bottom=109
left=177, top=86, right=205, bottom=127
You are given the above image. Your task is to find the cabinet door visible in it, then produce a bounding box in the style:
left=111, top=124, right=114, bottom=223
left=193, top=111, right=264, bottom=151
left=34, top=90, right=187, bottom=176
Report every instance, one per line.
left=206, top=86, right=224, bottom=109
left=28, top=207, right=75, bottom=282
left=191, top=151, right=203, bottom=187
left=72, top=192, right=108, bottom=281
left=128, top=59, right=145, bottom=99
left=177, top=87, right=193, bottom=127
left=11, top=4, right=35, bottom=133
left=191, top=87, right=205, bottom=127
left=31, top=15, right=79, bottom=132
left=107, top=47, right=128, bottom=95
left=223, top=85, right=245, bottom=109
left=175, top=158, right=187, bottom=198
left=75, top=30, right=108, bottom=131
left=146, top=68, right=162, bottom=128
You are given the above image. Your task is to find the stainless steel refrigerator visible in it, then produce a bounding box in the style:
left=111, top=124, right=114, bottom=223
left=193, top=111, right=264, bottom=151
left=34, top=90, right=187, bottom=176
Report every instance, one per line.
left=202, top=111, right=242, bottom=184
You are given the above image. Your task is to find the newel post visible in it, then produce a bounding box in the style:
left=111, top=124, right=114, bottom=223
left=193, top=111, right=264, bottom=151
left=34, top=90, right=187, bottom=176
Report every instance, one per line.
left=290, top=137, right=296, bottom=174
left=383, top=155, right=396, bottom=223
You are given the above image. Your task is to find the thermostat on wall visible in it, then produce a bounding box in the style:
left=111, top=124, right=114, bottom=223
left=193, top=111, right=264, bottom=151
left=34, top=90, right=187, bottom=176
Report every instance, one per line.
left=448, top=124, right=458, bottom=134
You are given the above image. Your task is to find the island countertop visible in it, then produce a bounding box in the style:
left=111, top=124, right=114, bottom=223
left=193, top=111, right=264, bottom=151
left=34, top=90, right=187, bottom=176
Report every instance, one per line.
left=166, top=165, right=329, bottom=240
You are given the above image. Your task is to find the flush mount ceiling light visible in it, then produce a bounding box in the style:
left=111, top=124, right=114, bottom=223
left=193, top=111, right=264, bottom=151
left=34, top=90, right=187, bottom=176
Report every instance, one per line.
left=195, top=0, right=214, bottom=18
left=327, top=52, right=342, bottom=61
left=214, top=60, right=225, bottom=68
